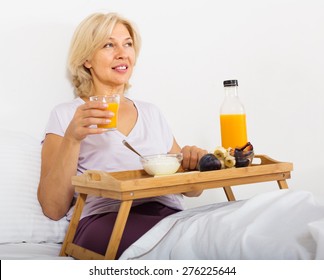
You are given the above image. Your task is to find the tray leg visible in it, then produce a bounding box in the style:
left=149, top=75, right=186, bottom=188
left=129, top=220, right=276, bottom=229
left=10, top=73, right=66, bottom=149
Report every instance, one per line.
left=223, top=186, right=236, bottom=201
left=60, top=193, right=87, bottom=256
left=277, top=179, right=289, bottom=189
left=105, top=200, right=133, bottom=260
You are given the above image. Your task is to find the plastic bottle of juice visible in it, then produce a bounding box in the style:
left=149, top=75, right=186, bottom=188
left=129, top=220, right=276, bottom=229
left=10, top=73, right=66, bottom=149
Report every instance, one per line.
left=220, top=80, right=248, bottom=149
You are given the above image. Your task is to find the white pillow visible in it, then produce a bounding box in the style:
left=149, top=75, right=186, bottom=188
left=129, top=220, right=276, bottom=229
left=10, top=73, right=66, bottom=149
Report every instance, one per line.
left=0, top=129, right=69, bottom=244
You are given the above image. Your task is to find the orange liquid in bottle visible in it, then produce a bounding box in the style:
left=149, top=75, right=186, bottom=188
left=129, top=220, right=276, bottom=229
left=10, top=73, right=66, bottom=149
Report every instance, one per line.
left=220, top=114, right=247, bottom=149
left=98, top=102, right=119, bottom=130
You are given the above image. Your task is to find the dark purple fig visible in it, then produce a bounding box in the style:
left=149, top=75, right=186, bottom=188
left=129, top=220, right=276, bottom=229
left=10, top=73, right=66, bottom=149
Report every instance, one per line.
left=198, top=153, right=221, bottom=172
left=234, top=148, right=244, bottom=157
left=237, top=142, right=252, bottom=151
left=234, top=142, right=254, bottom=168
left=235, top=157, right=250, bottom=168
left=243, top=142, right=253, bottom=152
left=242, top=150, right=254, bottom=157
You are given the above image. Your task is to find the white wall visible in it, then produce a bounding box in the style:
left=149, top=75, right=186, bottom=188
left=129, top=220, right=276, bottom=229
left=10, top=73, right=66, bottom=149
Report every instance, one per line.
left=1, top=0, right=324, bottom=207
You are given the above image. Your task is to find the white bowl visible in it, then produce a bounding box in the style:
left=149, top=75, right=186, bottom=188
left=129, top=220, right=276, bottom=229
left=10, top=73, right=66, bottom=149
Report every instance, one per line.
left=140, top=153, right=183, bottom=176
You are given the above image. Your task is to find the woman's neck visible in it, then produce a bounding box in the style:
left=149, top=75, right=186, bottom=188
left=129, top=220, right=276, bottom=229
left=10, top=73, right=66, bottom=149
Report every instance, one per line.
left=92, top=84, right=125, bottom=96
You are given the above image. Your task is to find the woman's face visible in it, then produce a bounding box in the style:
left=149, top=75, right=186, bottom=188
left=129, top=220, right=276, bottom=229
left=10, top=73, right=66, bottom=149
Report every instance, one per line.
left=84, top=22, right=136, bottom=93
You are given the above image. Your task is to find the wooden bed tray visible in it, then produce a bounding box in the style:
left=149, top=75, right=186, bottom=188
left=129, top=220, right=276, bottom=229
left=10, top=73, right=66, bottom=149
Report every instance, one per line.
left=60, top=154, right=293, bottom=260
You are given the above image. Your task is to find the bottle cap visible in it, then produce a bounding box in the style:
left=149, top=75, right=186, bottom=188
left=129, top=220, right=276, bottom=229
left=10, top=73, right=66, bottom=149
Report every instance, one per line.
left=223, top=80, right=238, bottom=87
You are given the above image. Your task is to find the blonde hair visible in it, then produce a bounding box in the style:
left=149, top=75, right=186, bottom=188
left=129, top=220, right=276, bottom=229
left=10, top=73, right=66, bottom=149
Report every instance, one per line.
left=68, top=13, right=141, bottom=97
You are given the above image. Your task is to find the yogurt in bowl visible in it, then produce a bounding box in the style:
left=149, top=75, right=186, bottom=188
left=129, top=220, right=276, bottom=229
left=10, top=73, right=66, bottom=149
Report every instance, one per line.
left=140, top=153, right=183, bottom=176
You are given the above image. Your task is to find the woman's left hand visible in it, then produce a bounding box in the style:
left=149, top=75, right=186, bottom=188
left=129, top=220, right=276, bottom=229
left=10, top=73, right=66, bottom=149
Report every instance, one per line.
left=181, top=145, right=208, bottom=171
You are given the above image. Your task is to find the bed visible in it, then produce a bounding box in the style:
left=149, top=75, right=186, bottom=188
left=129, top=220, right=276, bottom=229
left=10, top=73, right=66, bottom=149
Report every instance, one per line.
left=1, top=128, right=324, bottom=260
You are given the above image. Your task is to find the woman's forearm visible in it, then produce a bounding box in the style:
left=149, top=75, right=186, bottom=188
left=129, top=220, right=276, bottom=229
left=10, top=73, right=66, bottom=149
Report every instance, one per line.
left=37, top=134, right=81, bottom=220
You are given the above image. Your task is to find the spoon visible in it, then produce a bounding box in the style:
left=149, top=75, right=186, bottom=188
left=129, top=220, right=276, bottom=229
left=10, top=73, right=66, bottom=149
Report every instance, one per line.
left=122, top=140, right=144, bottom=159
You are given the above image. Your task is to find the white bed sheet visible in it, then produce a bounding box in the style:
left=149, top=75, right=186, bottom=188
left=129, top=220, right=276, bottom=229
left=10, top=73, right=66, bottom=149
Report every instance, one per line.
left=2, top=190, right=323, bottom=260
left=0, top=243, right=73, bottom=260
left=120, top=190, right=324, bottom=260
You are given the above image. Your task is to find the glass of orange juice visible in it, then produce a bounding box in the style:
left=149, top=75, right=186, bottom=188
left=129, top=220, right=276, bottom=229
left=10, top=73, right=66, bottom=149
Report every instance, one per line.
left=90, top=94, right=120, bottom=131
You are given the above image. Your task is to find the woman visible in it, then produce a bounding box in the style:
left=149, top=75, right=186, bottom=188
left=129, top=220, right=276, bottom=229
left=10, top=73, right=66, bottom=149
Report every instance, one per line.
left=37, top=12, right=207, bottom=258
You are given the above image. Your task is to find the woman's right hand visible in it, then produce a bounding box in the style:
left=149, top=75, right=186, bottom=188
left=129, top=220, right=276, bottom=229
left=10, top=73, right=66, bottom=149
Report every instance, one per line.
left=65, top=100, right=114, bottom=142
left=38, top=100, right=114, bottom=220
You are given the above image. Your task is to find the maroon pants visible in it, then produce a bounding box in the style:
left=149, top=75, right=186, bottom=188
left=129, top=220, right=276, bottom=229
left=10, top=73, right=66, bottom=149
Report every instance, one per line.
left=73, top=202, right=180, bottom=259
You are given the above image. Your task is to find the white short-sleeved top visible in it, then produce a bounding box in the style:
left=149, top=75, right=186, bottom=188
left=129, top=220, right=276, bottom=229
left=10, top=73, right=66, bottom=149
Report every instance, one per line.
left=45, top=97, right=184, bottom=219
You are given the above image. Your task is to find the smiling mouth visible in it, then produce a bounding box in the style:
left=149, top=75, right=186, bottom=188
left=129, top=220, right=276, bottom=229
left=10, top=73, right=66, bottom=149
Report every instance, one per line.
left=112, top=65, right=128, bottom=70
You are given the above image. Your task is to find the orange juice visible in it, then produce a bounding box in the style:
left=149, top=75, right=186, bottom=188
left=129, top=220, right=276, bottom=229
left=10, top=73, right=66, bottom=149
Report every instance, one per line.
left=98, top=102, right=119, bottom=130
left=220, top=114, right=247, bottom=148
